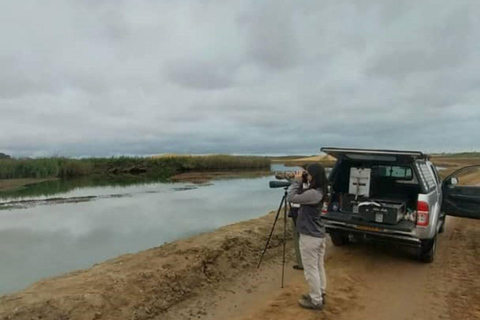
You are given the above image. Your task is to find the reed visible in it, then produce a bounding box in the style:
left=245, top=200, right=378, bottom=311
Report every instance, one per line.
left=0, top=158, right=93, bottom=179
left=0, top=155, right=270, bottom=180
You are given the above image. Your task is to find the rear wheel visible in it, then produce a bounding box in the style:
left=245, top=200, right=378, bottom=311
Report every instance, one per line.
left=438, top=216, right=446, bottom=234
left=329, top=231, right=351, bottom=246
left=419, top=236, right=437, bottom=263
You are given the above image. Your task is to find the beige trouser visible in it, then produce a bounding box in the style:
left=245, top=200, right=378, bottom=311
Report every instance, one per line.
left=299, top=233, right=327, bottom=305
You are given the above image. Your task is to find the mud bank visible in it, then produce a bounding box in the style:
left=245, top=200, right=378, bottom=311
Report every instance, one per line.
left=0, top=178, right=57, bottom=193
left=170, top=171, right=270, bottom=184
left=0, top=212, right=291, bottom=320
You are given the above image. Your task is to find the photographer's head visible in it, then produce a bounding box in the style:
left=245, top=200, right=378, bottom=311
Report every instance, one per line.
left=306, top=163, right=328, bottom=191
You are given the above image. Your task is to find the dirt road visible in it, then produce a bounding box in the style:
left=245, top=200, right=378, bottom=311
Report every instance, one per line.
left=175, top=216, right=480, bottom=320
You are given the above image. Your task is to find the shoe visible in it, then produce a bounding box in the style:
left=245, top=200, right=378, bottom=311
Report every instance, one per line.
left=293, top=264, right=304, bottom=270
left=301, top=293, right=326, bottom=305
left=298, top=297, right=323, bottom=310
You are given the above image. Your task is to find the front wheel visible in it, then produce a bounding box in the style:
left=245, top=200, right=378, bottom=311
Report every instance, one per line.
left=419, top=236, right=437, bottom=263
left=329, top=231, right=351, bottom=246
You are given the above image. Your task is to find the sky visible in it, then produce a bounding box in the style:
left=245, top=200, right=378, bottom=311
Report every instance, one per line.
left=1, top=0, right=479, bottom=157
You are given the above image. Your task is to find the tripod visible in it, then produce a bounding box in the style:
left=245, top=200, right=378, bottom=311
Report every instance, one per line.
left=257, top=186, right=289, bottom=288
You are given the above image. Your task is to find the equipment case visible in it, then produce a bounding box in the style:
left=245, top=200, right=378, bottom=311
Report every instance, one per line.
left=359, top=202, right=405, bottom=224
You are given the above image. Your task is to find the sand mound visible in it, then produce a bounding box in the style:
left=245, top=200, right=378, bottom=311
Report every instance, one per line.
left=0, top=212, right=290, bottom=320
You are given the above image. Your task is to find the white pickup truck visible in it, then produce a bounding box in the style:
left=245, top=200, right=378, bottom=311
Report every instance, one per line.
left=320, top=147, right=480, bottom=262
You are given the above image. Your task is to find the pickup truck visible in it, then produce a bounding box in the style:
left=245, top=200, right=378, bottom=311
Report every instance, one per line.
left=320, top=147, right=480, bottom=262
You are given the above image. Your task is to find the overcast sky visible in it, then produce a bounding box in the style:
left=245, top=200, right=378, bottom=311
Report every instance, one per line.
left=1, top=0, right=479, bottom=157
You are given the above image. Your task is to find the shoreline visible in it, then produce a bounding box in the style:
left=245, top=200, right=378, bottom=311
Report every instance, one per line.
left=170, top=170, right=271, bottom=183
left=0, top=170, right=272, bottom=194
left=0, top=211, right=291, bottom=320
left=0, top=178, right=58, bottom=193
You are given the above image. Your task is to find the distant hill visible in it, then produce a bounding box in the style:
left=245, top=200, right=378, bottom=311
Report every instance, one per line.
left=437, top=152, right=480, bottom=158
left=0, top=152, right=11, bottom=159
left=272, top=154, right=337, bottom=167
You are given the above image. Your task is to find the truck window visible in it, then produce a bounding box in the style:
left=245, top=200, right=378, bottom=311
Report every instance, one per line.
left=417, top=163, right=436, bottom=191
left=429, top=164, right=440, bottom=185
left=374, top=165, right=413, bottom=180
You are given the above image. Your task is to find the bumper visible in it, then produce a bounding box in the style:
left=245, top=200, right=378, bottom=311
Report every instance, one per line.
left=323, top=213, right=422, bottom=247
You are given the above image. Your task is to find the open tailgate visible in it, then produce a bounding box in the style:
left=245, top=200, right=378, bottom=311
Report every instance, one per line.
left=321, top=147, right=427, bottom=163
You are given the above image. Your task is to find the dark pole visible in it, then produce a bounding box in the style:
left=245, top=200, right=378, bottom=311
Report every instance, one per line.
left=257, top=191, right=286, bottom=269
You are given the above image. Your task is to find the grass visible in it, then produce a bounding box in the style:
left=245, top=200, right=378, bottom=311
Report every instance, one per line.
left=0, top=158, right=93, bottom=179
left=0, top=155, right=271, bottom=180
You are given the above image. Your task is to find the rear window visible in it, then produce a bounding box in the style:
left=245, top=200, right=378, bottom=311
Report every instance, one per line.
left=417, top=163, right=436, bottom=190
left=373, top=165, right=413, bottom=180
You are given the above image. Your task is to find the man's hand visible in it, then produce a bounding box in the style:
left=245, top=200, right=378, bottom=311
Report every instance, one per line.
left=294, top=170, right=306, bottom=181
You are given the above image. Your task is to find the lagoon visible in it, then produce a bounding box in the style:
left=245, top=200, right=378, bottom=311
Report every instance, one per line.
left=0, top=164, right=303, bottom=295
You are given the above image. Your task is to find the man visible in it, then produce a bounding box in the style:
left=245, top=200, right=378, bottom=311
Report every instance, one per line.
left=287, top=164, right=328, bottom=310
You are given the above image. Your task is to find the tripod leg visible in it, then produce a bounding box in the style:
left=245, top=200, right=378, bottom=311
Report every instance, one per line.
left=281, top=194, right=287, bottom=288
left=257, top=194, right=286, bottom=269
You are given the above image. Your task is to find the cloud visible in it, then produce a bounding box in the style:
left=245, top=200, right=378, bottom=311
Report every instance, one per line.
left=165, top=58, right=237, bottom=90
left=1, top=0, right=479, bottom=157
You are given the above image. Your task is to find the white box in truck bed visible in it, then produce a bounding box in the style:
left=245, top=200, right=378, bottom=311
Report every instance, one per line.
left=349, top=168, right=371, bottom=198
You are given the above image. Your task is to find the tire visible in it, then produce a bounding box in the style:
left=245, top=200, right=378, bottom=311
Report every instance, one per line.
left=439, top=217, right=446, bottom=234
left=419, top=236, right=437, bottom=263
left=330, top=231, right=350, bottom=246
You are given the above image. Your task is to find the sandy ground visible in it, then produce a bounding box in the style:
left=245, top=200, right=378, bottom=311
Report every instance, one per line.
left=275, top=155, right=336, bottom=167
left=277, top=153, right=480, bottom=169
left=0, top=212, right=292, bottom=320
left=0, top=178, right=56, bottom=192
left=1, top=212, right=479, bottom=320
left=167, top=216, right=479, bottom=320
left=170, top=171, right=270, bottom=184
left=431, top=156, right=480, bottom=169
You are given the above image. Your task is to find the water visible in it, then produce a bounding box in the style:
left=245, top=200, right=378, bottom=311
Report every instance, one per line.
left=0, top=164, right=307, bottom=295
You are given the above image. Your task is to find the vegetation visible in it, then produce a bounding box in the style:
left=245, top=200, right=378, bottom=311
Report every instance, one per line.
left=0, top=158, right=93, bottom=179
left=0, top=155, right=271, bottom=180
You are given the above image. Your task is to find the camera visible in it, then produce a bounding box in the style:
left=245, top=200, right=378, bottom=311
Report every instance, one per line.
left=270, top=171, right=308, bottom=188
left=274, top=171, right=308, bottom=182
left=274, top=171, right=296, bottom=180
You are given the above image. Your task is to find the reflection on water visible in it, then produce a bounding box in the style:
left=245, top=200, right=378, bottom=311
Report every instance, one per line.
left=0, top=176, right=168, bottom=201
left=0, top=164, right=329, bottom=295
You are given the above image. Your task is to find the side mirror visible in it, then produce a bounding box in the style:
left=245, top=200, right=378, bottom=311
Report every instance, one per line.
left=445, top=176, right=459, bottom=187
left=451, top=177, right=459, bottom=186
left=443, top=165, right=480, bottom=189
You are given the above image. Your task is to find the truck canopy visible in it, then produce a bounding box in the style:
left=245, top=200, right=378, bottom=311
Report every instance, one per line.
left=321, top=147, right=428, bottom=163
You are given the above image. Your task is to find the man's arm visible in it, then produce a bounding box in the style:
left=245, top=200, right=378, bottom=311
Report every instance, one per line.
left=287, top=181, right=323, bottom=205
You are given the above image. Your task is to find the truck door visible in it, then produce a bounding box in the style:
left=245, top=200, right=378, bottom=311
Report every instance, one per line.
left=442, top=165, right=480, bottom=219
